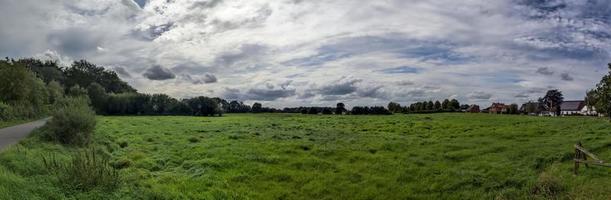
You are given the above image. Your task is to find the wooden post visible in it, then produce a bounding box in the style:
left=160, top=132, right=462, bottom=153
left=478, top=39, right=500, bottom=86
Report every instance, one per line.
left=574, top=144, right=580, bottom=175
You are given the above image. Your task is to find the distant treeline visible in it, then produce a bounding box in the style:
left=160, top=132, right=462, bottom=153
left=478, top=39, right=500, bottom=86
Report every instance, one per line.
left=282, top=103, right=391, bottom=115
left=386, top=99, right=463, bottom=114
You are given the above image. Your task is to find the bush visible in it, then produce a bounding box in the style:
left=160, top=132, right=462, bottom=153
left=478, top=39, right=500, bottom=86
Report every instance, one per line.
left=0, top=101, right=10, bottom=120
left=43, top=149, right=119, bottom=191
left=43, top=97, right=96, bottom=146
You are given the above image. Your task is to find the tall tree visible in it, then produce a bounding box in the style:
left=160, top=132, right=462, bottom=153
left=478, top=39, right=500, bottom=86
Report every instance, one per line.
left=336, top=102, right=346, bottom=115
left=434, top=101, right=441, bottom=111
left=442, top=99, right=450, bottom=110
left=387, top=102, right=401, bottom=113
left=539, top=89, right=564, bottom=116
left=585, top=89, right=598, bottom=114
left=593, top=64, right=611, bottom=119
left=252, top=102, right=263, bottom=113
left=87, top=83, right=108, bottom=114
left=449, top=99, right=460, bottom=110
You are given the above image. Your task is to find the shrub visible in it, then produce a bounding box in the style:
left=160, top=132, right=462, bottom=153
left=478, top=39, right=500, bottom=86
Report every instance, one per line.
left=43, top=97, right=96, bottom=146
left=0, top=101, right=10, bottom=120
left=43, top=149, right=119, bottom=191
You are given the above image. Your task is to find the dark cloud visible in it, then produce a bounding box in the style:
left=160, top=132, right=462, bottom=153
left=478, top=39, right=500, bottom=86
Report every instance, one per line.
left=221, top=83, right=296, bottom=101
left=47, top=28, right=101, bottom=57
left=318, top=78, right=361, bottom=95
left=143, top=65, right=175, bottom=80
left=222, top=87, right=241, bottom=100
left=536, top=67, right=554, bottom=75
left=468, top=91, right=493, bottom=100
left=560, top=72, right=574, bottom=81
left=182, top=73, right=218, bottom=84
left=113, top=67, right=132, bottom=78
left=190, top=0, right=223, bottom=9
left=202, top=73, right=218, bottom=83
left=356, top=85, right=387, bottom=99
left=246, top=88, right=296, bottom=101
left=181, top=73, right=218, bottom=84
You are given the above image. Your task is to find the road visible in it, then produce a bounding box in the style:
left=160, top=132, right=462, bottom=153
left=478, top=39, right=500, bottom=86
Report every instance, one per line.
left=0, top=118, right=49, bottom=151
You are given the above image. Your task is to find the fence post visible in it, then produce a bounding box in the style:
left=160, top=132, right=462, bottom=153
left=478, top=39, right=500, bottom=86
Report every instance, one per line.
left=574, top=143, right=580, bottom=175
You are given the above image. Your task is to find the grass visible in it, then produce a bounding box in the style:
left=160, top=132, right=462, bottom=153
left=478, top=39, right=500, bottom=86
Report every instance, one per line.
left=0, top=113, right=610, bottom=199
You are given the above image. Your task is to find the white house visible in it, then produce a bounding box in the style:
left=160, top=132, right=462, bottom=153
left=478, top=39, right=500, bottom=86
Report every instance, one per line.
left=560, top=100, right=599, bottom=116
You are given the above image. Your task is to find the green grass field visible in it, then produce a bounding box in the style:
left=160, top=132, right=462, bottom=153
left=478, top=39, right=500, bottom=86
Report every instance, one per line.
left=1, top=113, right=610, bottom=199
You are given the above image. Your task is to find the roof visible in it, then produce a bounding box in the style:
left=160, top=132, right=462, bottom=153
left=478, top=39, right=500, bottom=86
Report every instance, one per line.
left=561, top=101, right=585, bottom=111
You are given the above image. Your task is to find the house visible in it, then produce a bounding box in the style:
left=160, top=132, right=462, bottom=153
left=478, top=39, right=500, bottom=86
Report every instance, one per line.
left=560, top=101, right=585, bottom=116
left=466, top=105, right=480, bottom=113
left=488, top=103, right=507, bottom=114
left=559, top=100, right=599, bottom=116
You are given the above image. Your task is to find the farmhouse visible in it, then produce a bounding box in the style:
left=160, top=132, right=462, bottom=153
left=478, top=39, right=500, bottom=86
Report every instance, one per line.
left=466, top=105, right=480, bottom=113
left=560, top=100, right=599, bottom=116
left=487, top=103, right=507, bottom=114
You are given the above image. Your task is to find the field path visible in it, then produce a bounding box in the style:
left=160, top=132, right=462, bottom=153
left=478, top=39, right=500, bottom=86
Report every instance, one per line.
left=0, top=118, right=49, bottom=151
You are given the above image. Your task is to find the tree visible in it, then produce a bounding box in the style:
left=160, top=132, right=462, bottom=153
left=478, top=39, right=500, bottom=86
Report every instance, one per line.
left=449, top=99, right=460, bottom=111
left=591, top=64, right=611, bottom=119
left=508, top=104, right=519, bottom=114
left=65, top=60, right=136, bottom=94
left=0, top=61, right=35, bottom=103
left=434, top=101, right=442, bottom=111
left=87, top=83, right=108, bottom=114
left=150, top=94, right=175, bottom=115
left=539, top=89, right=564, bottom=116
left=585, top=89, right=598, bottom=113
left=185, top=96, right=220, bottom=116
left=308, top=107, right=319, bottom=114
left=442, top=99, right=450, bottom=110
left=387, top=102, right=402, bottom=113
left=252, top=102, right=263, bottom=113
left=68, top=85, right=88, bottom=98
left=336, top=103, right=346, bottom=115
left=47, top=81, right=64, bottom=104
left=17, top=58, right=65, bottom=84
left=426, top=101, right=434, bottom=111
left=523, top=101, right=538, bottom=114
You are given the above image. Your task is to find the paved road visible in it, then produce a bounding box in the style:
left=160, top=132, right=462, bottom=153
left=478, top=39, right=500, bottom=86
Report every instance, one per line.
left=0, top=118, right=49, bottom=151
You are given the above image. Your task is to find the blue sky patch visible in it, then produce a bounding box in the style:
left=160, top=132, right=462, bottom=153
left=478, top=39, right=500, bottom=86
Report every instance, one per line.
left=379, top=66, right=422, bottom=74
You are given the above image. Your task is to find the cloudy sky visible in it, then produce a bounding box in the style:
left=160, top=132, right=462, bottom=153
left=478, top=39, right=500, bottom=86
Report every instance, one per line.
left=1, top=0, right=610, bottom=107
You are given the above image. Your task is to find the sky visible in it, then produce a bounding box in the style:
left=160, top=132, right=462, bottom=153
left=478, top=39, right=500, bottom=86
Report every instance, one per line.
left=1, top=0, right=610, bottom=108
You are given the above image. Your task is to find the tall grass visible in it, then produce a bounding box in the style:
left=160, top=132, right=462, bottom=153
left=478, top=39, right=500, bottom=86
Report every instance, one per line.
left=42, top=148, right=119, bottom=191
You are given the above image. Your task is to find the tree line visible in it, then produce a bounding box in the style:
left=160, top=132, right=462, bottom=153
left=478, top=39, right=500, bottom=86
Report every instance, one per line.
left=386, top=99, right=462, bottom=114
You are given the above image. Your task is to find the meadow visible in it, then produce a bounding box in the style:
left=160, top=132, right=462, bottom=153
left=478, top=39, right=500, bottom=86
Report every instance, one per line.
left=0, top=113, right=610, bottom=199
